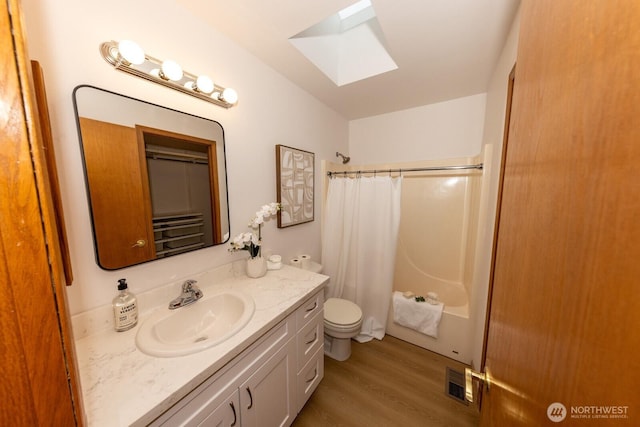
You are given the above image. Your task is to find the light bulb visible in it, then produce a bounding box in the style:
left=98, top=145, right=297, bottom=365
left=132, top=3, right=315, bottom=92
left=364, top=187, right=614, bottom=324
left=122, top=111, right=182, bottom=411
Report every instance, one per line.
left=160, top=60, right=183, bottom=81
left=221, top=87, right=238, bottom=105
left=118, top=40, right=145, bottom=65
left=195, top=75, right=214, bottom=94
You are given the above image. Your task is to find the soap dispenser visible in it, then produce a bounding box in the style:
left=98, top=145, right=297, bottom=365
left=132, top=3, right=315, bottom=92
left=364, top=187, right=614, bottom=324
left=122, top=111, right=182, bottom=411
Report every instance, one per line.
left=113, top=278, right=138, bottom=332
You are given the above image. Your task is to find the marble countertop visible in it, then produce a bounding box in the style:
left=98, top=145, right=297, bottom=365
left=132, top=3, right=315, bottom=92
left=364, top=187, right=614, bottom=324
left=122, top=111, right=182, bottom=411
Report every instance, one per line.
left=72, top=263, right=328, bottom=427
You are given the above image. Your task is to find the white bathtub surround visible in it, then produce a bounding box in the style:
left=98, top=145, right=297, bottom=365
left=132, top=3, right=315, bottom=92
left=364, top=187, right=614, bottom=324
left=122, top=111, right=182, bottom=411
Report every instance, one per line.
left=72, top=263, right=327, bottom=426
left=384, top=154, right=485, bottom=363
left=321, top=176, right=402, bottom=342
left=392, top=291, right=444, bottom=338
left=328, top=154, right=487, bottom=364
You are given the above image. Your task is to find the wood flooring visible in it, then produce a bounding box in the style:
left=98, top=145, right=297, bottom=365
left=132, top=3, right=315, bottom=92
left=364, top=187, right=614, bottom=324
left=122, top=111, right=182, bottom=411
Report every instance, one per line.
left=293, top=335, right=480, bottom=427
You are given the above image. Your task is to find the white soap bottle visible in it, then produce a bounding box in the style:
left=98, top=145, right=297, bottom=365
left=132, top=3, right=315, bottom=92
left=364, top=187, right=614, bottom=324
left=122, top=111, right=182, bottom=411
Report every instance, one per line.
left=113, top=278, right=138, bottom=332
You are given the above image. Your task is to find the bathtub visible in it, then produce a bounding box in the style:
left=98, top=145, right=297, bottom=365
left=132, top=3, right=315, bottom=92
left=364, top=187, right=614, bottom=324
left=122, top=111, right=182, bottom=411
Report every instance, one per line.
left=385, top=282, right=471, bottom=364
left=383, top=165, right=480, bottom=365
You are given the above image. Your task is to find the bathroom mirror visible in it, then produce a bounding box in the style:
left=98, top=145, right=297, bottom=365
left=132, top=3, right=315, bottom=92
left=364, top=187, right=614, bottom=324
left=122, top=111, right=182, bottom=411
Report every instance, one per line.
left=73, top=85, right=230, bottom=270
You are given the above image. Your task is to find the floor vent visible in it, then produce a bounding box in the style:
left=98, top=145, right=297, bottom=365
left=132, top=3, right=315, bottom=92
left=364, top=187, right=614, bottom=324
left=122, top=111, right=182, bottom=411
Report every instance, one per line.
left=445, top=367, right=468, bottom=405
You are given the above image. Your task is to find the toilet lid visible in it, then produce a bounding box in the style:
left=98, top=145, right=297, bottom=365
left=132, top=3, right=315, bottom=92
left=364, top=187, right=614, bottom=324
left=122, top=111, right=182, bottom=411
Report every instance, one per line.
left=324, top=298, right=362, bottom=326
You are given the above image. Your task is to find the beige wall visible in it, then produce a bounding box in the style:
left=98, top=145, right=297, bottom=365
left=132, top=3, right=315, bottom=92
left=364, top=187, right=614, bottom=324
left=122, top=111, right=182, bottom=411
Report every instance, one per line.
left=21, top=0, right=349, bottom=313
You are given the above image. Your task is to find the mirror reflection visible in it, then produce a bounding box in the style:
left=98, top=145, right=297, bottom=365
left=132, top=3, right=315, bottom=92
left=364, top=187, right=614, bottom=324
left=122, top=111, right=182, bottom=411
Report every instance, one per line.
left=73, top=85, right=230, bottom=270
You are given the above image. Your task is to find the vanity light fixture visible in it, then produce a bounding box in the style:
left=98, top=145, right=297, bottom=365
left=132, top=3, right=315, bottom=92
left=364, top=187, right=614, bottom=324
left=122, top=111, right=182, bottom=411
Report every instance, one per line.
left=188, top=75, right=215, bottom=94
left=117, top=40, right=145, bottom=65
left=219, top=87, right=238, bottom=104
left=100, top=40, right=238, bottom=108
left=151, top=59, right=183, bottom=82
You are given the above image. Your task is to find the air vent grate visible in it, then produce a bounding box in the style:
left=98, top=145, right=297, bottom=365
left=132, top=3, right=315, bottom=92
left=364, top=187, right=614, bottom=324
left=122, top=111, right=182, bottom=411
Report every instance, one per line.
left=445, top=367, right=468, bottom=405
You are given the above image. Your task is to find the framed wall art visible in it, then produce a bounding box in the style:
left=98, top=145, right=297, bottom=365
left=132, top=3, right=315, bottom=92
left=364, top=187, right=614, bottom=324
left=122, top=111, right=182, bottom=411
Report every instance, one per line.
left=275, top=145, right=314, bottom=228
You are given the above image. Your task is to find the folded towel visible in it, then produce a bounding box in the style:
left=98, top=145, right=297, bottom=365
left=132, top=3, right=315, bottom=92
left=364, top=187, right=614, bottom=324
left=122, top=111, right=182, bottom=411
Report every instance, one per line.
left=392, top=291, right=444, bottom=338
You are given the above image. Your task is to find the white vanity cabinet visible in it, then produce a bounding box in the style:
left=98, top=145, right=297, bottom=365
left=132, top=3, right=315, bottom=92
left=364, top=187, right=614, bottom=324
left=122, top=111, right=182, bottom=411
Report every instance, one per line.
left=201, top=339, right=297, bottom=427
left=196, top=389, right=240, bottom=426
left=294, top=291, right=324, bottom=413
left=149, top=290, right=323, bottom=427
left=239, top=339, right=296, bottom=426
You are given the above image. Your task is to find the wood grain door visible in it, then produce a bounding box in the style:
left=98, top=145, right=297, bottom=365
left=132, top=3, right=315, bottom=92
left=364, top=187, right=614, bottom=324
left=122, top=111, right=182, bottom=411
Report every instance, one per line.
left=1, top=0, right=82, bottom=424
left=79, top=117, right=156, bottom=269
left=480, top=0, right=640, bottom=425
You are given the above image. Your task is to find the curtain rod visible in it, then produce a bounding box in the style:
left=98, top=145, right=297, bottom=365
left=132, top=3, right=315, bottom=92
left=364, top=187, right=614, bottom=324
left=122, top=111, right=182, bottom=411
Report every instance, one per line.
left=326, top=163, right=483, bottom=177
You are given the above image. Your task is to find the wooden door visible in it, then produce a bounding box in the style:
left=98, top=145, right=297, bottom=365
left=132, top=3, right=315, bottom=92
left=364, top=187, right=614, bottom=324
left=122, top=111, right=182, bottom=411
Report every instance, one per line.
left=79, top=117, right=156, bottom=269
left=0, top=0, right=82, bottom=424
left=480, top=0, right=640, bottom=425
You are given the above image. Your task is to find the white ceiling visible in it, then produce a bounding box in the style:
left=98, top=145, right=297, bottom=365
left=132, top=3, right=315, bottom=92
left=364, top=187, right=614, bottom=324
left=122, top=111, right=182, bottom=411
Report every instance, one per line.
left=178, top=0, right=521, bottom=119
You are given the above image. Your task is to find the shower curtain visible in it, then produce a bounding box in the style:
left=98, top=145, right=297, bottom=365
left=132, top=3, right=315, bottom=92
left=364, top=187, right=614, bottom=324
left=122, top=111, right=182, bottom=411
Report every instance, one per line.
left=322, top=176, right=402, bottom=342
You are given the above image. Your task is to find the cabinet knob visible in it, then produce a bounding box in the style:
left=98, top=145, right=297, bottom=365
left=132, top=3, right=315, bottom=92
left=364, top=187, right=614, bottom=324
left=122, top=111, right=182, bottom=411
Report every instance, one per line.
left=131, top=239, right=147, bottom=248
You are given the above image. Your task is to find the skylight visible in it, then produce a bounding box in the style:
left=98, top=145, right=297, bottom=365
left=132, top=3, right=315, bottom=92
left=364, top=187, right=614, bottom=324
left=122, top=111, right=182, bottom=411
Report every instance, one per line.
left=289, top=0, right=397, bottom=86
left=338, top=0, right=371, bottom=20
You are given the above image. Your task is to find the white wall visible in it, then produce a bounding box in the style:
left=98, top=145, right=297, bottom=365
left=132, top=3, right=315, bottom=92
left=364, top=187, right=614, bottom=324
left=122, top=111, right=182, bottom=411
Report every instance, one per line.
left=348, top=93, right=487, bottom=164
left=21, top=0, right=348, bottom=314
left=470, top=4, right=521, bottom=369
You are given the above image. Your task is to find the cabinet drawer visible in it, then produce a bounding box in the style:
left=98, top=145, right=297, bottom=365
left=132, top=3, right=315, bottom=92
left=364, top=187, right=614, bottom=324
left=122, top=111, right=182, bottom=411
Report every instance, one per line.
left=296, top=346, right=324, bottom=413
left=295, top=291, right=323, bottom=331
left=296, top=311, right=323, bottom=371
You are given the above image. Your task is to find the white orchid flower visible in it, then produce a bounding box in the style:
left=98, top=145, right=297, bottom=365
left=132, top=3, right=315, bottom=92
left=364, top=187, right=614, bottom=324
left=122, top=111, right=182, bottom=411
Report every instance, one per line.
left=250, top=233, right=260, bottom=245
left=232, top=234, right=244, bottom=247
left=229, top=202, right=280, bottom=255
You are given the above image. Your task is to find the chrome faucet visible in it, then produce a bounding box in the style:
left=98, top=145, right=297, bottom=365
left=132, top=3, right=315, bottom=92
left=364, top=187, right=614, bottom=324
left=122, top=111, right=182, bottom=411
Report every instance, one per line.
left=168, top=279, right=203, bottom=309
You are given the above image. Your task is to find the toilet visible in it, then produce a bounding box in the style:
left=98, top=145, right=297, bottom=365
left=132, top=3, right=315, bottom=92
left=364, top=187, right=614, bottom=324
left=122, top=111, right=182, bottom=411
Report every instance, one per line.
left=324, top=297, right=363, bottom=361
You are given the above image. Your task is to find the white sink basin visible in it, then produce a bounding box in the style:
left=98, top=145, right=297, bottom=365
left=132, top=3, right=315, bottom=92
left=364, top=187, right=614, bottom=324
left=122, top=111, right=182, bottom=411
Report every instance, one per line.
left=136, top=289, right=255, bottom=357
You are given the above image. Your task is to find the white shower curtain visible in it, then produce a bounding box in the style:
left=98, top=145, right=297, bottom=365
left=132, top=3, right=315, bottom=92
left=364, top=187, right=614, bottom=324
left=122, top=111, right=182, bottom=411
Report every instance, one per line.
left=322, top=176, right=402, bottom=342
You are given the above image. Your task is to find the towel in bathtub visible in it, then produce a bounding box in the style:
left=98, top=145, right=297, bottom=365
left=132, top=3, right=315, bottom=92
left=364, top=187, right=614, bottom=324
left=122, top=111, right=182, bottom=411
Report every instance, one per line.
left=392, top=291, right=444, bottom=338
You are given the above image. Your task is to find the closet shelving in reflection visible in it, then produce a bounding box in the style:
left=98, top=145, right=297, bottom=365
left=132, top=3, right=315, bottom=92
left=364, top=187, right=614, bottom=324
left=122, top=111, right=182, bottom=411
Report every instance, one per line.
left=153, top=213, right=206, bottom=257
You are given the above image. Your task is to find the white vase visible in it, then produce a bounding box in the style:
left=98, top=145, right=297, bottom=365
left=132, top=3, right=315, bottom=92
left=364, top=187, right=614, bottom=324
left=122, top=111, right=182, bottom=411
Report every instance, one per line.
left=246, top=256, right=267, bottom=278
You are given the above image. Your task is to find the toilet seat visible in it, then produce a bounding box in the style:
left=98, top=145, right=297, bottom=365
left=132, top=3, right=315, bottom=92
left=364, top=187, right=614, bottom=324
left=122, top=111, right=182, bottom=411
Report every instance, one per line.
left=324, top=298, right=362, bottom=327
left=325, top=319, right=361, bottom=331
